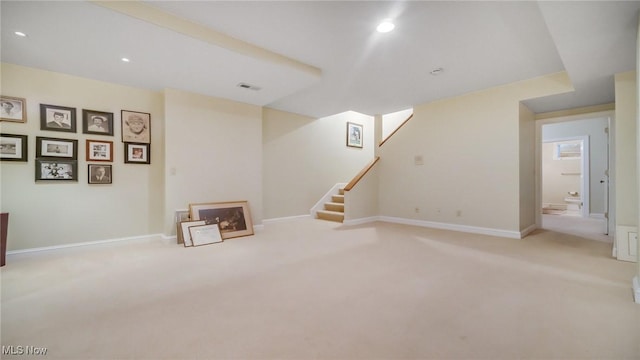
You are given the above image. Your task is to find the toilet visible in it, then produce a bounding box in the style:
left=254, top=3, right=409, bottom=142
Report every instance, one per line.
left=564, top=193, right=582, bottom=215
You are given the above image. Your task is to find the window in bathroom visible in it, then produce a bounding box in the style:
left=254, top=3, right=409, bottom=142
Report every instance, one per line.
left=553, top=141, right=581, bottom=160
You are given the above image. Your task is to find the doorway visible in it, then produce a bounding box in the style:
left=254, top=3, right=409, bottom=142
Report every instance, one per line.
left=536, top=115, right=612, bottom=243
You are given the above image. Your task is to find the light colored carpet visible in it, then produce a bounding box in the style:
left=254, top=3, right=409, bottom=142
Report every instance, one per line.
left=1, top=218, right=638, bottom=359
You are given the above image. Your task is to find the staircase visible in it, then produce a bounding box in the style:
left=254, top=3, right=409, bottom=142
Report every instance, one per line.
left=316, top=188, right=344, bottom=223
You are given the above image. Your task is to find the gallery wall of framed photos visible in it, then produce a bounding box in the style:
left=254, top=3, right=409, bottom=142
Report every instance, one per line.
left=0, top=63, right=165, bottom=250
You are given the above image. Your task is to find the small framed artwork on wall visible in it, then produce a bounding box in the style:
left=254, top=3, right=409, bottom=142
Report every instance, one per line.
left=346, top=122, right=363, bottom=148
left=35, top=159, right=78, bottom=181
left=124, top=143, right=150, bottom=164
left=86, top=139, right=113, bottom=162
left=0, top=133, right=28, bottom=161
left=0, top=96, right=26, bottom=123
left=40, top=104, right=76, bottom=133
left=83, top=109, right=114, bottom=136
left=121, top=110, right=150, bottom=143
left=88, top=164, right=112, bottom=184
left=36, top=136, right=78, bottom=159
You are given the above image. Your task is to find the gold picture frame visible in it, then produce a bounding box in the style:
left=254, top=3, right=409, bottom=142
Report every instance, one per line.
left=189, top=201, right=254, bottom=239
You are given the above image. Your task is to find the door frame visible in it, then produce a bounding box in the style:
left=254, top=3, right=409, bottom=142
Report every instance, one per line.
left=534, top=110, right=614, bottom=232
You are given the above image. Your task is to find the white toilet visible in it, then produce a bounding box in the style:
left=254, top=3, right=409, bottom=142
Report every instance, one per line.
left=564, top=193, right=582, bottom=215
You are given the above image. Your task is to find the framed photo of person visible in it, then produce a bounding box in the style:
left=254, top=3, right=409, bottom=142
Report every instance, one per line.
left=86, top=139, right=113, bottom=162
left=36, top=136, right=78, bottom=159
left=88, top=164, right=112, bottom=184
left=121, top=110, right=150, bottom=144
left=35, top=159, right=77, bottom=181
left=83, top=109, right=114, bottom=136
left=346, top=122, right=363, bottom=148
left=0, top=133, right=28, bottom=161
left=189, top=201, right=254, bottom=239
left=40, top=104, right=76, bottom=133
left=0, top=95, right=26, bottom=123
left=124, top=142, right=150, bottom=164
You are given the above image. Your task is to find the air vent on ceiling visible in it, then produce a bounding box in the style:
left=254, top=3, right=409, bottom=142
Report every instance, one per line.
left=237, top=82, right=262, bottom=91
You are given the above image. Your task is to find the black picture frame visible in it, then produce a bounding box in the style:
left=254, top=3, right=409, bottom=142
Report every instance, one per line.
left=88, top=164, right=112, bottom=184
left=0, top=133, right=28, bottom=161
left=124, top=142, right=150, bottom=164
left=40, top=104, right=76, bottom=133
left=82, top=109, right=114, bottom=136
left=347, top=122, right=363, bottom=148
left=121, top=110, right=150, bottom=144
left=36, top=136, right=78, bottom=159
left=35, top=159, right=78, bottom=181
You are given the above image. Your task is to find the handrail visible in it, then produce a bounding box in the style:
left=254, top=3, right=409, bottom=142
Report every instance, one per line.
left=344, top=157, right=380, bottom=191
left=379, top=113, right=413, bottom=147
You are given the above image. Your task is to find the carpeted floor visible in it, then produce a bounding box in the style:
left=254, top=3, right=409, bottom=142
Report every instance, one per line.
left=1, top=218, right=638, bottom=359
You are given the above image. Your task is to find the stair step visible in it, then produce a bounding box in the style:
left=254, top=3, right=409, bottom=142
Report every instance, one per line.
left=339, top=188, right=345, bottom=195
left=324, top=202, right=344, bottom=212
left=331, top=194, right=344, bottom=203
left=317, top=210, right=344, bottom=223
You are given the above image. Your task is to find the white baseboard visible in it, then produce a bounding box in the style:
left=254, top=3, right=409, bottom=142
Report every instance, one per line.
left=263, top=214, right=311, bottom=224
left=520, top=224, right=537, bottom=238
left=378, top=216, right=522, bottom=239
left=6, top=233, right=165, bottom=255
left=343, top=216, right=380, bottom=226
left=590, top=213, right=605, bottom=219
left=633, top=276, right=640, bottom=304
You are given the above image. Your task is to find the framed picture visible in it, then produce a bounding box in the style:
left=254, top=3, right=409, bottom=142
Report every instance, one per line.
left=35, top=159, right=77, bottom=181
left=347, top=122, right=363, bottom=148
left=180, top=220, right=206, bottom=247
left=124, top=143, right=150, bottom=164
left=86, top=139, right=113, bottom=162
left=88, top=164, right=112, bottom=184
left=0, top=133, right=27, bottom=161
left=36, top=136, right=78, bottom=159
left=189, top=201, right=254, bottom=239
left=189, top=224, right=223, bottom=246
left=175, top=210, right=190, bottom=244
left=83, top=109, right=114, bottom=136
left=121, top=110, right=150, bottom=143
left=0, top=96, right=26, bottom=123
left=40, top=104, right=76, bottom=133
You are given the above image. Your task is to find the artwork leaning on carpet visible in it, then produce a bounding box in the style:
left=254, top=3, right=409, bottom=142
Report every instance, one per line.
left=189, top=201, right=254, bottom=240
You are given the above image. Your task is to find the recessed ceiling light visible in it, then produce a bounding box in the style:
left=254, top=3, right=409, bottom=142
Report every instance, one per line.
left=376, top=19, right=395, bottom=33
left=430, top=67, right=444, bottom=76
left=121, top=58, right=130, bottom=63
left=14, top=31, right=27, bottom=37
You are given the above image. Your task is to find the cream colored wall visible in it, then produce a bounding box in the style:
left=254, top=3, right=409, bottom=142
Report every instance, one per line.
left=344, top=165, right=379, bottom=222
left=519, top=102, right=536, bottom=231
left=541, top=142, right=581, bottom=205
left=164, top=88, right=262, bottom=234
left=615, top=71, right=638, bottom=227
left=382, top=108, right=413, bottom=141
left=262, top=108, right=374, bottom=219
left=378, top=72, right=573, bottom=232
left=0, top=63, right=164, bottom=250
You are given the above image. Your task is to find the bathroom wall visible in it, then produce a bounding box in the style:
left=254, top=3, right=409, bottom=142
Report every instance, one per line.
left=541, top=141, right=582, bottom=206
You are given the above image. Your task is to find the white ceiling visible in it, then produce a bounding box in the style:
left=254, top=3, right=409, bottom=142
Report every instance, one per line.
left=1, top=1, right=638, bottom=118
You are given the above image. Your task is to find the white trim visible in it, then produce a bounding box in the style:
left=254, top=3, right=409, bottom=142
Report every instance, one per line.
left=520, top=224, right=537, bottom=238
left=343, top=216, right=380, bottom=226
left=6, top=234, right=164, bottom=255
left=310, top=183, right=347, bottom=218
left=589, top=213, right=605, bottom=219
left=633, top=276, right=640, bottom=304
left=378, top=216, right=522, bottom=239
left=263, top=214, right=311, bottom=224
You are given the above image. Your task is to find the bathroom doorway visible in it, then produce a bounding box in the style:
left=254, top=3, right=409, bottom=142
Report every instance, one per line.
left=537, top=116, right=612, bottom=243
